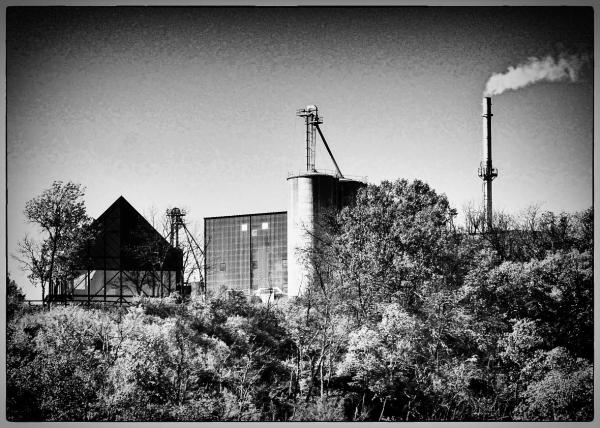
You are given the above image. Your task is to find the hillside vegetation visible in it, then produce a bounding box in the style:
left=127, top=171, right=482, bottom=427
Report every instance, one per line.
left=7, top=179, right=593, bottom=421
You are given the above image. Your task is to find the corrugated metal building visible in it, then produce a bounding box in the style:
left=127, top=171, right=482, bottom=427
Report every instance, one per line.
left=204, top=212, right=287, bottom=298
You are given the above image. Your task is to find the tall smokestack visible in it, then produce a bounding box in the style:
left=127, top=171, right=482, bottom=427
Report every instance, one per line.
left=478, top=97, right=498, bottom=231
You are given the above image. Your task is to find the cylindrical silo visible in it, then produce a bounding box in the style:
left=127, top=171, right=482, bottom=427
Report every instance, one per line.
left=338, top=178, right=367, bottom=209
left=287, top=172, right=339, bottom=297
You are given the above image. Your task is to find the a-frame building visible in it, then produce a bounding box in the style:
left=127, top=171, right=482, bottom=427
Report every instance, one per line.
left=60, top=196, right=183, bottom=304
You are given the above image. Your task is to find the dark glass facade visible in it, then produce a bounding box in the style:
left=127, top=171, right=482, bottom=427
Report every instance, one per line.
left=204, top=212, right=287, bottom=296
left=65, top=196, right=182, bottom=304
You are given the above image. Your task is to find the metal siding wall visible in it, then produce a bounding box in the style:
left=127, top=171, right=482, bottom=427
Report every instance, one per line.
left=249, top=213, right=287, bottom=292
left=205, top=213, right=287, bottom=296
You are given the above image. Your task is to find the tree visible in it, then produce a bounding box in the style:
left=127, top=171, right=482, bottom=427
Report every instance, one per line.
left=16, top=235, right=50, bottom=306
left=462, top=201, right=485, bottom=235
left=497, top=320, right=593, bottom=421
left=514, top=347, right=592, bottom=421
left=332, top=179, right=462, bottom=319
left=7, top=306, right=116, bottom=421
left=16, top=181, right=92, bottom=307
left=462, top=249, right=592, bottom=359
left=297, top=179, right=594, bottom=421
left=470, top=206, right=593, bottom=262
left=7, top=273, right=25, bottom=319
left=290, top=179, right=487, bottom=420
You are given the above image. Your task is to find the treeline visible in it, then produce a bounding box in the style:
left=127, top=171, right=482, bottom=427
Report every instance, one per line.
left=7, top=179, right=593, bottom=421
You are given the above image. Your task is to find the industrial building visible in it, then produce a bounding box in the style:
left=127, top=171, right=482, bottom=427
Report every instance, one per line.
left=204, top=212, right=287, bottom=300
left=55, top=105, right=367, bottom=304
left=205, top=105, right=365, bottom=299
left=48, top=99, right=498, bottom=304
left=63, top=196, right=183, bottom=304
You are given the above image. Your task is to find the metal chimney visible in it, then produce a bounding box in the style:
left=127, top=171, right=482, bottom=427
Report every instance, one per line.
left=478, top=97, right=498, bottom=231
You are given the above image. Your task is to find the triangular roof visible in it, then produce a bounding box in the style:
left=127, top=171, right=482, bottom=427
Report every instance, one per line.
left=95, top=195, right=170, bottom=245
left=81, top=196, right=181, bottom=271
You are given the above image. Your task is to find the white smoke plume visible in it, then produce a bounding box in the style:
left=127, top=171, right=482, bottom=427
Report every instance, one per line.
left=484, top=53, right=590, bottom=96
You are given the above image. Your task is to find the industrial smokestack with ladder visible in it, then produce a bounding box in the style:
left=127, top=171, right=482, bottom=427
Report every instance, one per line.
left=478, top=97, right=498, bottom=232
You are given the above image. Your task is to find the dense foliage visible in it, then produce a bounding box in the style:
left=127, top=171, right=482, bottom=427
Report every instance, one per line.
left=7, top=179, right=592, bottom=421
left=15, top=181, right=92, bottom=307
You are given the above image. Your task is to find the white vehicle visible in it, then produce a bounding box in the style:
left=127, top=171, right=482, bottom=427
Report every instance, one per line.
left=253, top=287, right=284, bottom=304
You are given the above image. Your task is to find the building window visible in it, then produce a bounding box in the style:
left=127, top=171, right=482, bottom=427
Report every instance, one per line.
left=241, top=223, right=248, bottom=231
left=262, top=222, right=269, bottom=229
left=282, top=258, right=287, bottom=268
left=220, top=263, right=226, bottom=271
left=252, top=229, right=258, bottom=237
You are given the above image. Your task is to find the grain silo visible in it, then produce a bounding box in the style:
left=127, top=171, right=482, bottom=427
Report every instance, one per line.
left=338, top=177, right=365, bottom=208
left=287, top=106, right=365, bottom=297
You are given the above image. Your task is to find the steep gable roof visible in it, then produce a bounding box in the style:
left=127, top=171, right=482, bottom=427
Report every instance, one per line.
left=81, top=196, right=181, bottom=271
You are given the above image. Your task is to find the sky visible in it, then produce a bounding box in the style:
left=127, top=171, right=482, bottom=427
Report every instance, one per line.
left=6, top=6, right=594, bottom=299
